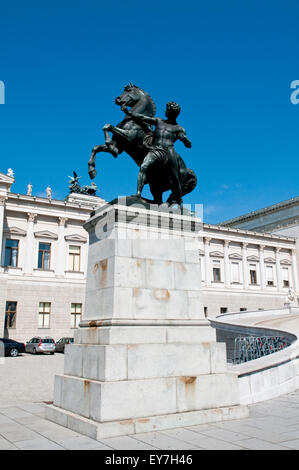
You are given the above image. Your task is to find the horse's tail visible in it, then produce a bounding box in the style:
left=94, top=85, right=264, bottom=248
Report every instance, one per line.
left=182, top=168, right=197, bottom=196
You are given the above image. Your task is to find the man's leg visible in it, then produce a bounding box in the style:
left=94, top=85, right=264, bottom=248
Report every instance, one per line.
left=136, top=153, right=155, bottom=197
left=168, top=148, right=183, bottom=207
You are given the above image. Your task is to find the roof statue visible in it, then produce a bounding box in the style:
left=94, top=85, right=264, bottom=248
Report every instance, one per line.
left=68, top=171, right=97, bottom=196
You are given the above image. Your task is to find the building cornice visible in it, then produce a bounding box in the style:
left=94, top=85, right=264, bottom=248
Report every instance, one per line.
left=0, top=172, right=14, bottom=184
left=7, top=192, right=103, bottom=212
left=203, top=222, right=295, bottom=243
left=219, top=196, right=299, bottom=228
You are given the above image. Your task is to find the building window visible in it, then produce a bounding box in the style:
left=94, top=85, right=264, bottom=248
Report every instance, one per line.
left=282, top=267, right=290, bottom=288
left=266, top=265, right=274, bottom=286
left=5, top=302, right=17, bottom=329
left=38, top=302, right=51, bottom=328
left=220, top=307, right=227, bottom=314
left=249, top=264, right=257, bottom=285
left=69, top=245, right=81, bottom=272
left=38, top=243, right=51, bottom=270
left=71, top=303, right=82, bottom=328
left=212, top=260, right=221, bottom=282
left=231, top=261, right=240, bottom=283
left=240, top=307, right=247, bottom=312
left=204, top=306, right=208, bottom=317
left=4, top=239, right=19, bottom=267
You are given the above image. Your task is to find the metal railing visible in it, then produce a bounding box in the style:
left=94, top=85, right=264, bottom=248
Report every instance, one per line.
left=232, top=335, right=290, bottom=365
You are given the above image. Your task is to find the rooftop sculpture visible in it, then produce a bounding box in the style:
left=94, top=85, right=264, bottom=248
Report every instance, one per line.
left=68, top=171, right=97, bottom=196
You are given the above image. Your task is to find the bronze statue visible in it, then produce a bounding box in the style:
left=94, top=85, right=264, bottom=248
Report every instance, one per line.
left=88, top=84, right=197, bottom=207
left=121, top=101, right=192, bottom=208
left=69, top=171, right=97, bottom=196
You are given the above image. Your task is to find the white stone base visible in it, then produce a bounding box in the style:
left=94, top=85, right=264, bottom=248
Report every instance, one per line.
left=45, top=403, right=249, bottom=440
left=46, top=205, right=248, bottom=439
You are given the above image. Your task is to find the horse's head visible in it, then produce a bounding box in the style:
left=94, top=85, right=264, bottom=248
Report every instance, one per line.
left=115, top=83, right=143, bottom=108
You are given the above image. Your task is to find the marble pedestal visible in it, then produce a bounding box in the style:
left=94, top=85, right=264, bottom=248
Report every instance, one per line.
left=46, top=202, right=248, bottom=439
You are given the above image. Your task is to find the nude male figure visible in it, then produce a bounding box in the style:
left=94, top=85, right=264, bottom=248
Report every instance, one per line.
left=122, top=101, right=191, bottom=207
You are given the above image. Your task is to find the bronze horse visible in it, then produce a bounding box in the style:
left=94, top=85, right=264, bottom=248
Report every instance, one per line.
left=88, top=84, right=197, bottom=205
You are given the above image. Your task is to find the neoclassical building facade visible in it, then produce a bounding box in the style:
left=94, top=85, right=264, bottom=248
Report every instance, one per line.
left=0, top=170, right=298, bottom=342
left=0, top=171, right=106, bottom=342
left=200, top=224, right=297, bottom=316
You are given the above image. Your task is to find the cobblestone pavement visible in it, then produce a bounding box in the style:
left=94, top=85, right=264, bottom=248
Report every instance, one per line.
left=0, top=353, right=64, bottom=406
left=1, top=354, right=299, bottom=449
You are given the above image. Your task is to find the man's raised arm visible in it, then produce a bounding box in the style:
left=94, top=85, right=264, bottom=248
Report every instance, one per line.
left=178, top=128, right=192, bottom=148
left=121, top=105, right=158, bottom=125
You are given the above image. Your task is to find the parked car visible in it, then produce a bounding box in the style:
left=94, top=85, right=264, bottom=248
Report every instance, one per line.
left=55, top=337, right=74, bottom=353
left=0, top=338, right=25, bottom=357
left=25, top=337, right=56, bottom=354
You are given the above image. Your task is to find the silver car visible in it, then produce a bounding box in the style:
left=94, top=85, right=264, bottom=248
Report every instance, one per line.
left=25, top=337, right=56, bottom=355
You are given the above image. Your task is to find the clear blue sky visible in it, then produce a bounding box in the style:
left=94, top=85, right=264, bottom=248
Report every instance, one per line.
left=0, top=0, right=298, bottom=223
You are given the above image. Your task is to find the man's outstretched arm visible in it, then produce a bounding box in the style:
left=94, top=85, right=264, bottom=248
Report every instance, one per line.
left=178, top=128, right=192, bottom=148
left=121, top=105, right=158, bottom=125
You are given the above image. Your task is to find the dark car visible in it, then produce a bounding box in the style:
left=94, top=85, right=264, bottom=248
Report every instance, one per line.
left=0, top=338, right=25, bottom=357
left=55, top=337, right=74, bottom=353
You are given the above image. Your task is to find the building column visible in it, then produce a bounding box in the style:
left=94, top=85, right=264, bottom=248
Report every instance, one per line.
left=56, top=217, right=68, bottom=278
left=24, top=213, right=37, bottom=275
left=224, top=240, right=230, bottom=288
left=291, top=249, right=299, bottom=292
left=0, top=196, right=6, bottom=265
left=275, top=247, right=282, bottom=291
left=204, top=237, right=211, bottom=286
left=242, top=242, right=248, bottom=289
left=259, top=244, right=266, bottom=289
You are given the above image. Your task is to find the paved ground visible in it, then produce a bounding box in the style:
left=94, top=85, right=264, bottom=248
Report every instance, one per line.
left=2, top=354, right=299, bottom=449
left=0, top=353, right=64, bottom=406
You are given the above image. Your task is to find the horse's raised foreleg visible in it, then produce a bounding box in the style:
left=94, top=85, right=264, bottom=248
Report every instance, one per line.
left=102, top=124, right=122, bottom=158
left=88, top=143, right=119, bottom=180
left=103, top=124, right=136, bottom=144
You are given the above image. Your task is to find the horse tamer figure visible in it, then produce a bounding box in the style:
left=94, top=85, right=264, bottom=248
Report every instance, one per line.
left=88, top=84, right=197, bottom=207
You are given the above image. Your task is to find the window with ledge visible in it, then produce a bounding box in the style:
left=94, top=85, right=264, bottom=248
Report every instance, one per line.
left=69, top=245, right=81, bottom=272
left=71, top=303, right=82, bottom=328
left=38, top=302, right=51, bottom=328
left=240, top=307, right=247, bottom=312
left=4, top=239, right=19, bottom=267
left=282, top=267, right=290, bottom=288
left=212, top=260, right=221, bottom=282
left=38, top=243, right=51, bottom=270
left=231, top=261, right=240, bottom=283
left=5, top=302, right=17, bottom=329
left=266, top=265, right=274, bottom=286
left=249, top=264, right=257, bottom=285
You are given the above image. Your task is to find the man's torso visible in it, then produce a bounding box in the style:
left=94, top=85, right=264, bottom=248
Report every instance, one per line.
left=152, top=119, right=182, bottom=148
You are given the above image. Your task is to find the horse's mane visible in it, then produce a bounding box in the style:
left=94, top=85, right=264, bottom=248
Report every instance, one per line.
left=126, top=83, right=156, bottom=117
